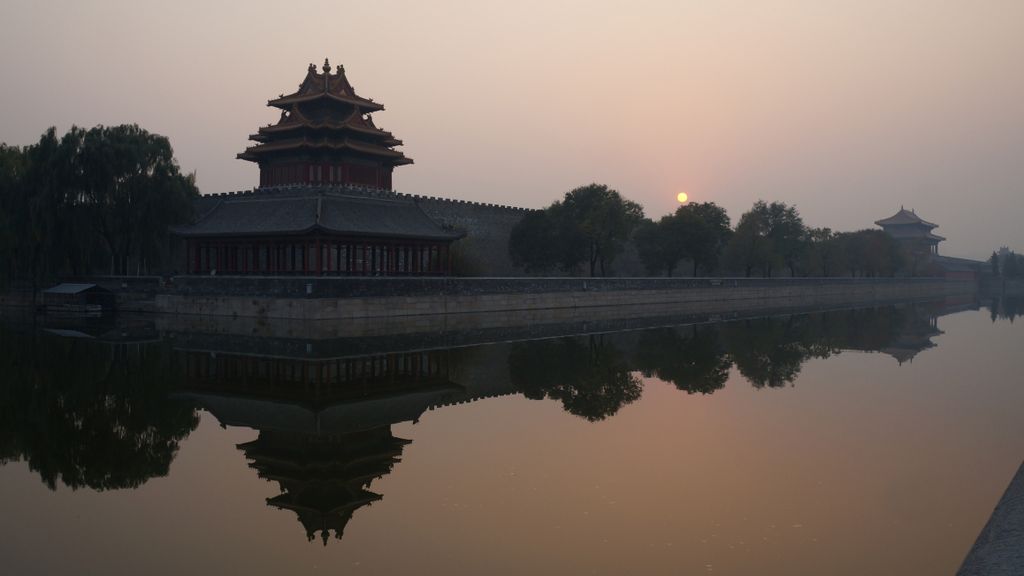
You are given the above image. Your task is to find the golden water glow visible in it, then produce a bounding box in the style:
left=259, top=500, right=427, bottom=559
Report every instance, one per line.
left=676, top=192, right=689, bottom=204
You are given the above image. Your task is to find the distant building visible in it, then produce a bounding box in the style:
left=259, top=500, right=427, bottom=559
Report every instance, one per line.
left=875, top=208, right=983, bottom=281
left=874, top=207, right=945, bottom=256
left=172, top=60, right=464, bottom=276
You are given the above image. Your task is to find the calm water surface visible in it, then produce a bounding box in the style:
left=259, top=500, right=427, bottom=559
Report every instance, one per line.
left=1, top=299, right=1022, bottom=575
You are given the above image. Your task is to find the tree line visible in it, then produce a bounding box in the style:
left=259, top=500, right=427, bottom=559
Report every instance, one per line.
left=510, top=183, right=913, bottom=277
left=0, top=125, right=198, bottom=289
left=990, top=250, right=1024, bottom=279
left=508, top=304, right=927, bottom=421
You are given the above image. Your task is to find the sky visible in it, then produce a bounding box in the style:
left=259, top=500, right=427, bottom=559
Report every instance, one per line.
left=2, top=0, right=1023, bottom=258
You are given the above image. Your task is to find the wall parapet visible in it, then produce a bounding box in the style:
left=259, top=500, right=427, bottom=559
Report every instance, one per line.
left=148, top=276, right=978, bottom=320
left=164, top=275, right=969, bottom=299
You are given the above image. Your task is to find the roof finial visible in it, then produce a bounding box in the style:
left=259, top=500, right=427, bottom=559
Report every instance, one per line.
left=307, top=62, right=316, bottom=73
left=323, top=58, right=331, bottom=73
left=336, top=64, right=345, bottom=75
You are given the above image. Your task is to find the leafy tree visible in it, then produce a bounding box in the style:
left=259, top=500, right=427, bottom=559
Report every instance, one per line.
left=990, top=251, right=1000, bottom=277
left=509, top=210, right=560, bottom=273
left=560, top=183, right=645, bottom=276
left=509, top=183, right=643, bottom=276
left=723, top=201, right=775, bottom=277
left=675, top=202, right=732, bottom=276
left=78, top=124, right=197, bottom=275
left=840, top=230, right=904, bottom=277
left=801, top=227, right=847, bottom=277
left=0, top=124, right=198, bottom=282
left=634, top=216, right=684, bottom=276
left=762, top=201, right=807, bottom=277
left=0, top=144, right=27, bottom=285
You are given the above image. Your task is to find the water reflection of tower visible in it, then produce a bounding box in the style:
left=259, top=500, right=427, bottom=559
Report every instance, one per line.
left=880, top=305, right=944, bottom=365
left=176, top=347, right=466, bottom=544
left=239, top=427, right=409, bottom=545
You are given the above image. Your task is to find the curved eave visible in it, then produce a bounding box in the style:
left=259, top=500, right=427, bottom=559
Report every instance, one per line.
left=237, top=139, right=413, bottom=164
left=875, top=219, right=938, bottom=229
left=269, top=92, right=384, bottom=112
left=251, top=122, right=398, bottom=142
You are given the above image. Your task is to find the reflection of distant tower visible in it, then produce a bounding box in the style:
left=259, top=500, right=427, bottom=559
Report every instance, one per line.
left=238, top=427, right=410, bottom=545
left=880, top=311, right=942, bottom=365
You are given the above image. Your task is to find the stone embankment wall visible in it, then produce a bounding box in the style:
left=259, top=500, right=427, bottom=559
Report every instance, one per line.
left=152, top=276, right=975, bottom=320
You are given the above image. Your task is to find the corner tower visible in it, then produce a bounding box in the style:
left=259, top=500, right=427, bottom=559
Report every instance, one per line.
left=239, top=59, right=412, bottom=189
left=874, top=207, right=945, bottom=256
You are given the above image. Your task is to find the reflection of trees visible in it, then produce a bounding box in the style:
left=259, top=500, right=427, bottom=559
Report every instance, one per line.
left=720, top=307, right=917, bottom=388
left=508, top=335, right=642, bottom=421
left=722, top=317, right=810, bottom=388
left=0, top=327, right=198, bottom=490
left=634, top=326, right=731, bottom=394
left=987, top=296, right=1022, bottom=323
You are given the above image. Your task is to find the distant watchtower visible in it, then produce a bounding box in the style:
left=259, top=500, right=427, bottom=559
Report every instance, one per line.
left=238, top=59, right=412, bottom=190
left=875, top=207, right=945, bottom=256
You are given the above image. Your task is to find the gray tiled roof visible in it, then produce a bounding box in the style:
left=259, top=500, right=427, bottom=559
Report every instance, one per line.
left=173, top=189, right=462, bottom=241
left=875, top=208, right=938, bottom=228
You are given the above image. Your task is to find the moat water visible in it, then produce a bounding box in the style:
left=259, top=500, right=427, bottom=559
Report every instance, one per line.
left=0, top=297, right=1021, bottom=575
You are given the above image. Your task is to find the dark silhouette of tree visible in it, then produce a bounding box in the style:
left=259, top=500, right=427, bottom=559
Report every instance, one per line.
left=677, top=202, right=732, bottom=276
left=723, top=201, right=775, bottom=277
left=508, top=335, right=642, bottom=421
left=634, top=216, right=684, bottom=276
left=560, top=184, right=644, bottom=276
left=0, top=124, right=198, bottom=282
left=990, top=252, right=1000, bottom=277
left=801, top=227, right=848, bottom=277
left=508, top=210, right=560, bottom=273
left=763, top=201, right=807, bottom=277
left=509, top=183, right=643, bottom=276
left=831, top=230, right=905, bottom=277
left=77, top=124, right=198, bottom=275
left=723, top=201, right=807, bottom=277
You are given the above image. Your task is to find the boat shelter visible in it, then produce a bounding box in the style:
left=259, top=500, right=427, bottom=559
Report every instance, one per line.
left=41, top=283, right=116, bottom=310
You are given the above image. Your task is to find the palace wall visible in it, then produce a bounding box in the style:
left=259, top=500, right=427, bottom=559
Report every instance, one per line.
left=400, top=193, right=531, bottom=277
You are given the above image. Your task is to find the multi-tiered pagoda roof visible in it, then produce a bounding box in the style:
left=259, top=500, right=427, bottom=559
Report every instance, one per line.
left=239, top=59, right=411, bottom=189
left=874, top=208, right=945, bottom=244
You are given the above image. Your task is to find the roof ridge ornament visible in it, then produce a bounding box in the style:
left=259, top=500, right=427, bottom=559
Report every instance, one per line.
left=322, top=58, right=331, bottom=74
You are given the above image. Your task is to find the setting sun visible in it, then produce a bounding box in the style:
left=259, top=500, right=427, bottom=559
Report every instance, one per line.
left=676, top=192, right=689, bottom=204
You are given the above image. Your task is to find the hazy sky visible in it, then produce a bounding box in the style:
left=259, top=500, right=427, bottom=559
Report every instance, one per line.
left=2, top=0, right=1022, bottom=257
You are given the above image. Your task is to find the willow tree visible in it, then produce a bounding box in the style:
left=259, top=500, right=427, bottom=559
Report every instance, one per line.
left=77, top=124, right=198, bottom=275
left=0, top=124, right=198, bottom=281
